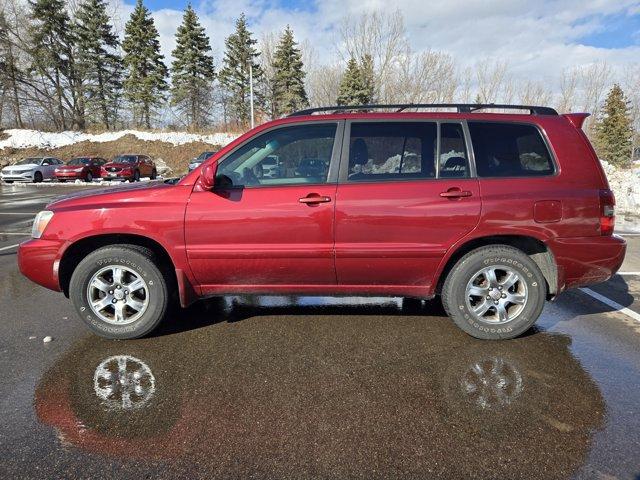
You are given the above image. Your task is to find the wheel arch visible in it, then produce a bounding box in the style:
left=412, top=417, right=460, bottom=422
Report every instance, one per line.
left=435, top=234, right=558, bottom=299
left=58, top=233, right=196, bottom=306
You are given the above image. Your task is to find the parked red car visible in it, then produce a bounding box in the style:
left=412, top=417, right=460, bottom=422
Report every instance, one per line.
left=55, top=157, right=106, bottom=182
left=18, top=104, right=626, bottom=340
left=101, top=154, right=157, bottom=182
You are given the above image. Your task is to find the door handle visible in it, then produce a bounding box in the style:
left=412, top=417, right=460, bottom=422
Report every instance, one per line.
left=299, top=194, right=332, bottom=204
left=440, top=188, right=472, bottom=198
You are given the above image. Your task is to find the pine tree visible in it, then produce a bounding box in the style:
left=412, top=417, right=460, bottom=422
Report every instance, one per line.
left=336, top=56, right=374, bottom=106
left=122, top=0, right=168, bottom=128
left=170, top=4, right=215, bottom=129
left=75, top=0, right=123, bottom=129
left=29, top=0, right=80, bottom=129
left=0, top=11, right=23, bottom=128
left=272, top=26, right=307, bottom=116
left=594, top=84, right=634, bottom=168
left=218, top=13, right=263, bottom=126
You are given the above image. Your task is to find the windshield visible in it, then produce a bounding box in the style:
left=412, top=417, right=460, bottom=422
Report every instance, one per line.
left=68, top=158, right=91, bottom=165
left=112, top=155, right=137, bottom=164
left=17, top=158, right=42, bottom=165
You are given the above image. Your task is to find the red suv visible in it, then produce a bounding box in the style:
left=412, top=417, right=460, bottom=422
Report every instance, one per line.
left=55, top=157, right=106, bottom=182
left=18, top=104, right=626, bottom=340
left=101, top=154, right=157, bottom=182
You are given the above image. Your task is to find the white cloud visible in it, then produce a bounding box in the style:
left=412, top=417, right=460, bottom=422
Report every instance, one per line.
left=111, top=0, right=640, bottom=92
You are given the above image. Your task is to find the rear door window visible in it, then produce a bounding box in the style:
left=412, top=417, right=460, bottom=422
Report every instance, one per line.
left=468, top=122, right=555, bottom=177
left=347, top=122, right=437, bottom=181
left=439, top=123, right=469, bottom=178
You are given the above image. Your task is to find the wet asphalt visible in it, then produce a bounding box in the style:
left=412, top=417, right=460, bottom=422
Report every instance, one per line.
left=1, top=183, right=640, bottom=479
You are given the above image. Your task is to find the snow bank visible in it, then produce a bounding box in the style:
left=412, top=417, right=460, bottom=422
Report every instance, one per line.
left=0, top=129, right=240, bottom=150
left=600, top=160, right=640, bottom=232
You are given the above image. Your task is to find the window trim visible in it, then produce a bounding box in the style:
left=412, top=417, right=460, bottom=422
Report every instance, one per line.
left=337, top=119, right=474, bottom=184
left=466, top=120, right=559, bottom=179
left=213, top=120, right=345, bottom=190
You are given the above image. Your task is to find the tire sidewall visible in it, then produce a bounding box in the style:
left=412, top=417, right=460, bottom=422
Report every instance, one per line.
left=70, top=249, right=167, bottom=339
left=446, top=248, right=546, bottom=339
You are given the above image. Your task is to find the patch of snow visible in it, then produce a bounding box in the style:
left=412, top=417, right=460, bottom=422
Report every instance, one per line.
left=0, top=129, right=240, bottom=150
left=600, top=160, right=640, bottom=232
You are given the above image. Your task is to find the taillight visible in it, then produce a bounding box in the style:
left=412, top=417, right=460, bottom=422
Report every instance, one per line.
left=599, top=189, right=615, bottom=236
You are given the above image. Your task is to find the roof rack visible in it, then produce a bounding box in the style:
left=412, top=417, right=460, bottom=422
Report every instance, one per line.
left=289, top=103, right=558, bottom=117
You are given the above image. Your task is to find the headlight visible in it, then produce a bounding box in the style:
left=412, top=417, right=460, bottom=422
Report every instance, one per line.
left=32, top=210, right=54, bottom=239
left=75, top=167, right=84, bottom=172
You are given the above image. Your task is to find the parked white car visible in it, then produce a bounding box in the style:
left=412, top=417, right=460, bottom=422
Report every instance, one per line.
left=1, top=157, right=63, bottom=183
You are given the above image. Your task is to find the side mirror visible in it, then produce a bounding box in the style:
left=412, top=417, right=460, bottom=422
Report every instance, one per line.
left=198, top=163, right=216, bottom=191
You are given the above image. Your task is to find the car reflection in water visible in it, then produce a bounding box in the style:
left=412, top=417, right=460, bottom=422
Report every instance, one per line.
left=35, top=297, right=605, bottom=478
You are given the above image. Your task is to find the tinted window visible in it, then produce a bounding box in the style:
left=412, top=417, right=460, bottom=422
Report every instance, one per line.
left=68, top=158, right=92, bottom=165
left=347, top=122, right=437, bottom=181
left=217, top=124, right=337, bottom=187
left=439, top=123, right=469, bottom=178
left=469, top=122, right=554, bottom=177
left=112, top=155, right=137, bottom=164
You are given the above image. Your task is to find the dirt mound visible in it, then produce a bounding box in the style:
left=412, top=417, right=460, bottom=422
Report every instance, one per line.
left=0, top=134, right=227, bottom=174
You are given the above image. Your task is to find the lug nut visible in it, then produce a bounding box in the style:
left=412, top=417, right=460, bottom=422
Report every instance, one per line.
left=486, top=295, right=491, bottom=300
left=117, top=285, right=121, bottom=289
left=488, top=287, right=493, bottom=291
left=108, top=290, right=113, bottom=295
left=124, top=290, right=129, bottom=295
left=494, top=301, right=499, bottom=305
left=498, top=286, right=503, bottom=290
left=112, top=298, right=117, bottom=303
left=501, top=294, right=506, bottom=298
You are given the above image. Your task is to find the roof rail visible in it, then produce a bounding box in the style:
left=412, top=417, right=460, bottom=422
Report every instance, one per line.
left=289, top=103, right=558, bottom=116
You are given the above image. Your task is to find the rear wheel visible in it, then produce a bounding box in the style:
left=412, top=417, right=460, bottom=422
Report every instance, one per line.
left=33, top=171, right=43, bottom=183
left=130, top=170, right=140, bottom=182
left=69, top=245, right=170, bottom=339
left=150, top=169, right=157, bottom=180
left=4, top=180, right=13, bottom=184
left=441, top=245, right=546, bottom=340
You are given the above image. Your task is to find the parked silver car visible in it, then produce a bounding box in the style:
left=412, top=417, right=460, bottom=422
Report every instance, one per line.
left=188, top=151, right=217, bottom=172
left=1, top=157, right=64, bottom=183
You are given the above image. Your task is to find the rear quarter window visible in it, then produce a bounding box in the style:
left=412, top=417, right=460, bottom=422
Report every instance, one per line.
left=468, top=122, right=555, bottom=177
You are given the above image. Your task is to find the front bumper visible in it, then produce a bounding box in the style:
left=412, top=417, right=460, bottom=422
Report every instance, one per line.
left=18, top=238, right=64, bottom=292
left=1, top=171, right=33, bottom=182
left=550, top=234, right=627, bottom=292
left=55, top=171, right=86, bottom=180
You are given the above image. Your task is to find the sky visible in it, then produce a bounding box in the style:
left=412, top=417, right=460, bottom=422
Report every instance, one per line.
left=111, top=0, right=640, bottom=90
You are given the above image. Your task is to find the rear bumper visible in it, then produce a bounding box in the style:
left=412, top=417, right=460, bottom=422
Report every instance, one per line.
left=17, top=238, right=64, bottom=292
left=550, top=234, right=626, bottom=292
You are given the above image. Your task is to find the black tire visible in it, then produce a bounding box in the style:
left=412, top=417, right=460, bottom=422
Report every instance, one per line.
left=130, top=170, right=140, bottom=182
left=33, top=171, right=43, bottom=183
left=85, top=172, right=93, bottom=182
left=150, top=169, right=157, bottom=180
left=441, top=245, right=546, bottom=340
left=5, top=180, right=14, bottom=184
left=58, top=179, right=66, bottom=183
left=69, top=245, right=170, bottom=339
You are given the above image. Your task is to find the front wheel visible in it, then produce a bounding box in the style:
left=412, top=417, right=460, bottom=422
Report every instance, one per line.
left=33, top=171, right=43, bottom=183
left=69, top=245, right=170, bottom=339
left=85, top=172, right=93, bottom=182
left=130, top=170, right=140, bottom=182
left=441, top=245, right=546, bottom=340
left=150, top=169, right=157, bottom=180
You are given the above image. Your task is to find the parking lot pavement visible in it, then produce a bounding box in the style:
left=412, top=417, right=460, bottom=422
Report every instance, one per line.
left=1, top=184, right=640, bottom=479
